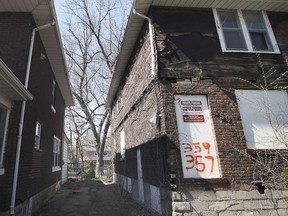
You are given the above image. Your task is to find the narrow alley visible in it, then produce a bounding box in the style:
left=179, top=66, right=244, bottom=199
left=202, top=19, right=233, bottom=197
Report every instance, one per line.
left=33, top=180, right=157, bottom=216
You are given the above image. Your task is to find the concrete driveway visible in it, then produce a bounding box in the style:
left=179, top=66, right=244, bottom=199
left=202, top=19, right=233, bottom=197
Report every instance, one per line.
left=33, top=180, right=157, bottom=216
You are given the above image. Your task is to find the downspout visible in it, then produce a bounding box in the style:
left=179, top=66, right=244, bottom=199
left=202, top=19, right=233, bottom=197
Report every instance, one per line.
left=133, top=9, right=157, bottom=79
left=10, top=20, right=55, bottom=215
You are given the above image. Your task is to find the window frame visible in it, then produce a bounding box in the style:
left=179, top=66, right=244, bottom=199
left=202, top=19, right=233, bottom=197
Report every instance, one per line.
left=0, top=104, right=9, bottom=175
left=51, top=80, right=56, bottom=113
left=52, top=136, right=61, bottom=172
left=117, top=90, right=123, bottom=113
left=213, top=9, right=280, bottom=54
left=34, top=121, right=42, bottom=150
left=120, top=129, right=125, bottom=159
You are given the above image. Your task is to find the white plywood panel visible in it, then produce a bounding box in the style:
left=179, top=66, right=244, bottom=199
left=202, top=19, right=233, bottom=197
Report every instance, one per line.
left=174, top=95, right=221, bottom=179
left=235, top=90, right=288, bottom=149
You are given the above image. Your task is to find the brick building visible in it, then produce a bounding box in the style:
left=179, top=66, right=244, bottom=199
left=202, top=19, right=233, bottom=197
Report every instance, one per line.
left=106, top=0, right=288, bottom=215
left=0, top=0, right=73, bottom=215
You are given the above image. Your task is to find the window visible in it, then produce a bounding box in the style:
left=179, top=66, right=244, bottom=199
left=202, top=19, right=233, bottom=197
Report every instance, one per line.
left=34, top=121, right=42, bottom=149
left=52, top=136, right=61, bottom=171
left=120, top=129, right=125, bottom=159
left=51, top=80, right=56, bottom=113
left=213, top=9, right=280, bottom=53
left=235, top=90, right=288, bottom=149
left=0, top=105, right=9, bottom=174
left=117, top=90, right=123, bottom=113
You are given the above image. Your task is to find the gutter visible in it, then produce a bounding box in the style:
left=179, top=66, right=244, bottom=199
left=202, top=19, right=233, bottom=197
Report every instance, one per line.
left=132, top=9, right=157, bottom=78
left=10, top=20, right=55, bottom=215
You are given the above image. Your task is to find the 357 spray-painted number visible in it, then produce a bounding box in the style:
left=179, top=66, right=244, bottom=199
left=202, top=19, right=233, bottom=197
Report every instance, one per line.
left=182, top=142, right=215, bottom=173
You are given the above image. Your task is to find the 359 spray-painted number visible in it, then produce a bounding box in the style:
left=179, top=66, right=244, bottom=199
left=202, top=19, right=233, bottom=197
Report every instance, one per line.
left=182, top=142, right=215, bottom=173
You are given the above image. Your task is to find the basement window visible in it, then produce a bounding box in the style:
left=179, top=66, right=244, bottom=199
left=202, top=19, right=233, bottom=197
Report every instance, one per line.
left=213, top=9, right=280, bottom=53
left=235, top=90, right=288, bottom=149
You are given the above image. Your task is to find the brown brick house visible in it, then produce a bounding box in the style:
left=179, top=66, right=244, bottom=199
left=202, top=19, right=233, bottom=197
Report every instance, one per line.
left=0, top=0, right=73, bottom=215
left=106, top=0, right=288, bottom=215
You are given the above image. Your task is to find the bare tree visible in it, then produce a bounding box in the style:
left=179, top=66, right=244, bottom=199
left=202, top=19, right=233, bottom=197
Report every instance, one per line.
left=222, top=53, right=288, bottom=189
left=63, top=0, right=131, bottom=177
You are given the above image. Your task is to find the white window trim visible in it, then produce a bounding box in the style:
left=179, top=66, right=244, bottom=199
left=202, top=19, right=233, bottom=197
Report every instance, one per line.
left=51, top=104, right=56, bottom=114
left=120, top=129, right=126, bottom=159
left=0, top=108, right=9, bottom=175
left=213, top=9, right=280, bottom=54
left=34, top=121, right=42, bottom=150
left=52, top=136, right=61, bottom=171
left=51, top=80, right=56, bottom=113
left=52, top=166, right=61, bottom=172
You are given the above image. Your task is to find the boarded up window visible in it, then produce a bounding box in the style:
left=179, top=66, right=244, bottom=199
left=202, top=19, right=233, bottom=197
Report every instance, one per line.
left=174, top=95, right=221, bottom=179
left=235, top=90, right=288, bottom=149
left=120, top=129, right=125, bottom=159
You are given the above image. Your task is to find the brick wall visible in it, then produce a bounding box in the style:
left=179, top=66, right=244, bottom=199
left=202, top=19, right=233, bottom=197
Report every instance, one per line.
left=111, top=8, right=288, bottom=215
left=159, top=81, right=256, bottom=187
left=0, top=12, right=65, bottom=212
left=111, top=31, right=154, bottom=131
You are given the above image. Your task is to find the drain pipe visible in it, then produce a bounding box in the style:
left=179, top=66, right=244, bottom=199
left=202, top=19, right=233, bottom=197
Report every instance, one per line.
left=133, top=9, right=157, bottom=78
left=10, top=20, right=55, bottom=215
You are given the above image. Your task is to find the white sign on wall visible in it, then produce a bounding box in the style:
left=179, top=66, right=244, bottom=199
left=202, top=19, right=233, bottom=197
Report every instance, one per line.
left=174, top=95, right=221, bottom=179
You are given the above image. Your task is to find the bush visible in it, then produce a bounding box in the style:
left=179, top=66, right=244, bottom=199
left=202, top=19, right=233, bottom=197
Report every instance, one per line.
left=83, top=160, right=95, bottom=180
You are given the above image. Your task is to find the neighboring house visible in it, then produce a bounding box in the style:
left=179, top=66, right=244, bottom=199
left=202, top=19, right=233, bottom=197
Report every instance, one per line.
left=61, top=134, right=70, bottom=184
left=0, top=0, right=73, bottom=215
left=83, top=145, right=112, bottom=175
left=106, top=0, right=288, bottom=215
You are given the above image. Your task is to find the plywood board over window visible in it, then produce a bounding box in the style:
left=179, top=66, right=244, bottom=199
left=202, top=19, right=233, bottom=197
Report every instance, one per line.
left=174, top=95, right=221, bottom=179
left=235, top=90, right=288, bottom=149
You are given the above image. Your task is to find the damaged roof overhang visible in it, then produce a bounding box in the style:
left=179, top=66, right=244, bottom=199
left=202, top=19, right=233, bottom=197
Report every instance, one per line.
left=105, top=0, right=288, bottom=109
left=0, top=0, right=74, bottom=106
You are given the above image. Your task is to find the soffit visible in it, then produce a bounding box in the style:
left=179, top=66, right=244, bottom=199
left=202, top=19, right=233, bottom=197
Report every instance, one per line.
left=106, top=0, right=288, bottom=108
left=0, top=0, right=74, bottom=106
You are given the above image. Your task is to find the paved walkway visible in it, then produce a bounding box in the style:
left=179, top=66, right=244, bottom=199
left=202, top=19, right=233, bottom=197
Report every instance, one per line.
left=33, top=180, right=157, bottom=216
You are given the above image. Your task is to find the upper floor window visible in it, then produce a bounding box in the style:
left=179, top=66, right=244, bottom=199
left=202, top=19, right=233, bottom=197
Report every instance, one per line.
left=51, top=80, right=56, bottom=113
left=120, top=129, right=125, bottom=159
left=0, top=105, right=9, bottom=175
left=34, top=121, right=42, bottom=150
left=213, top=9, right=280, bottom=53
left=117, top=90, right=123, bottom=113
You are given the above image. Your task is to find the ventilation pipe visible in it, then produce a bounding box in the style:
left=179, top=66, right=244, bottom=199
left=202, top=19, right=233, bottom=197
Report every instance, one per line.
left=133, top=9, right=157, bottom=78
left=10, top=20, right=55, bottom=215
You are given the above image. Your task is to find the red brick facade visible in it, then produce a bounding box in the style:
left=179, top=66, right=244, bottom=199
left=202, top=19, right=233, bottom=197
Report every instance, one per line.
left=110, top=7, right=288, bottom=215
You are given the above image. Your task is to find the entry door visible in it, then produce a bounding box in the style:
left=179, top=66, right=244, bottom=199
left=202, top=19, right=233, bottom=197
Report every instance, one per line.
left=137, top=149, right=144, bottom=203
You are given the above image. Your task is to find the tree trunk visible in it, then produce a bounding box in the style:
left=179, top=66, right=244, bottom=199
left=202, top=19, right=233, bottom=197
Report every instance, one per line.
left=95, top=150, right=104, bottom=177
